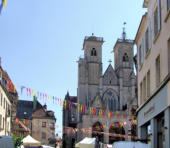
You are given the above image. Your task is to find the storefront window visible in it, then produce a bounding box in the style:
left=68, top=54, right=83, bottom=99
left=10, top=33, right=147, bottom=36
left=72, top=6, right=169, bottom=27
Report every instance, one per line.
left=147, top=124, right=151, bottom=146
left=157, top=114, right=165, bottom=148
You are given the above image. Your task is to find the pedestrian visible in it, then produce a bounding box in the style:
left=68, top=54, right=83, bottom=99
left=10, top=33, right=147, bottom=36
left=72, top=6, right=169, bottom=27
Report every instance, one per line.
left=95, top=136, right=100, bottom=148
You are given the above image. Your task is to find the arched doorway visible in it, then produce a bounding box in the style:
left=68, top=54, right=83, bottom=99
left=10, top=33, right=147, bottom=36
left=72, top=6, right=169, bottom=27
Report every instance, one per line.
left=109, top=123, right=125, bottom=144
left=92, top=122, right=104, bottom=143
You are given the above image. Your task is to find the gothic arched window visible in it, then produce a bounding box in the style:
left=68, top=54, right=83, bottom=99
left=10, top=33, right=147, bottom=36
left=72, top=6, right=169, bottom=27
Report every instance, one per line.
left=123, top=53, right=129, bottom=62
left=91, top=48, right=97, bottom=56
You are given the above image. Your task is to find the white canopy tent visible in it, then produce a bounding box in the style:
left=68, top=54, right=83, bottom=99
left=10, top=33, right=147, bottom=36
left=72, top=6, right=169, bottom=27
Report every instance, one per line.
left=22, top=135, right=41, bottom=147
left=41, top=145, right=54, bottom=148
left=112, top=141, right=150, bottom=148
left=75, top=137, right=96, bottom=148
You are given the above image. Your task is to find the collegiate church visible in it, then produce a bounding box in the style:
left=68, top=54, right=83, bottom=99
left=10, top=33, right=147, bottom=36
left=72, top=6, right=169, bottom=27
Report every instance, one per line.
left=63, top=30, right=137, bottom=147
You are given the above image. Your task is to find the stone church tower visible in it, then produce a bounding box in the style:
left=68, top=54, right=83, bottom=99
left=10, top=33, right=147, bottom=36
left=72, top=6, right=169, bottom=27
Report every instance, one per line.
left=63, top=31, right=137, bottom=147
left=76, top=31, right=137, bottom=143
left=77, top=35, right=103, bottom=108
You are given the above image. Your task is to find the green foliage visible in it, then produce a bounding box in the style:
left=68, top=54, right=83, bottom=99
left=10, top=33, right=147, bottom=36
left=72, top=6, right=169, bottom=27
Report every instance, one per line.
left=12, top=136, right=23, bottom=148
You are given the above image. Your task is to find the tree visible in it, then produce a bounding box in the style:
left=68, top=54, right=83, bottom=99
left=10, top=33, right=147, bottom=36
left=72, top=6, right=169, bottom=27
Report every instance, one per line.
left=12, top=136, right=23, bottom=148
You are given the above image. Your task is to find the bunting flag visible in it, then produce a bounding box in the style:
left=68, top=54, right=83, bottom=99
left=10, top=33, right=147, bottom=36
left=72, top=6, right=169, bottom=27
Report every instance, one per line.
left=0, top=0, right=7, bottom=14
left=7, top=81, right=136, bottom=120
left=63, top=126, right=138, bottom=140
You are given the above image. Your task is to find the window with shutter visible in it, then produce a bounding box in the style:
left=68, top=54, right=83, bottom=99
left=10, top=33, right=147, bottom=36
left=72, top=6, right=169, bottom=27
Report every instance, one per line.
left=147, top=70, right=150, bottom=97
left=42, top=131, right=46, bottom=139
left=152, top=14, right=155, bottom=42
left=168, top=39, right=170, bottom=73
left=143, top=77, right=146, bottom=102
left=158, top=0, right=161, bottom=31
left=168, top=0, right=170, bottom=10
left=145, top=28, right=149, bottom=54
left=149, top=22, right=152, bottom=50
left=154, top=7, right=158, bottom=38
left=42, top=122, right=46, bottom=127
left=156, top=55, right=161, bottom=87
left=141, top=38, right=144, bottom=63
left=0, top=114, right=1, bottom=128
left=138, top=45, right=142, bottom=67
left=140, top=82, right=143, bottom=104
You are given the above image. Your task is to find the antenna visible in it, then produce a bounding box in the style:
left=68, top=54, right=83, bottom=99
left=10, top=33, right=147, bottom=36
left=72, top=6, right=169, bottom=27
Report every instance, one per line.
left=108, top=59, right=112, bottom=65
left=122, top=22, right=127, bottom=40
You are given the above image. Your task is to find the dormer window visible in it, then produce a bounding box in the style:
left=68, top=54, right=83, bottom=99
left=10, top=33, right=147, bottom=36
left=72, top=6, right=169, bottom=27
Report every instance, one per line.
left=91, top=48, right=97, bottom=56
left=123, top=53, right=129, bottom=62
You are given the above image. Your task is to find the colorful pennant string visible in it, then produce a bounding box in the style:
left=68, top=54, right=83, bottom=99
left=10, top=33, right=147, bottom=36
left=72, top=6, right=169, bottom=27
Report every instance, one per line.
left=6, top=80, right=136, bottom=120
left=63, top=126, right=137, bottom=140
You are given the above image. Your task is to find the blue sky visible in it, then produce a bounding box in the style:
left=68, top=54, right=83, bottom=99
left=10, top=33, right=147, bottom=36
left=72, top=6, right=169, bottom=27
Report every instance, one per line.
left=0, top=0, right=146, bottom=137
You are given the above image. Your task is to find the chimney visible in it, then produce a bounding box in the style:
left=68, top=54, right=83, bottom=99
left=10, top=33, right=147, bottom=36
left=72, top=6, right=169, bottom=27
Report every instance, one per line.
left=33, top=95, right=37, bottom=110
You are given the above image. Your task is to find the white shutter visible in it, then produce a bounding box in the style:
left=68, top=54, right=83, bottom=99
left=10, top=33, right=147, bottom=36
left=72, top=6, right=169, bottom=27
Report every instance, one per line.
left=158, top=0, right=161, bottom=31
left=149, top=22, right=152, bottom=50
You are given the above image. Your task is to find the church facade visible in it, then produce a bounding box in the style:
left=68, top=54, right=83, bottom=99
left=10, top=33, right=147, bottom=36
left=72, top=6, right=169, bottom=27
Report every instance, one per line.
left=63, top=32, right=137, bottom=147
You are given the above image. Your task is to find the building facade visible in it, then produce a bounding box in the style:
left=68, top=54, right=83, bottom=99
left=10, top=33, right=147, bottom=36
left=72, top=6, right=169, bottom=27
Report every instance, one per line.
left=0, top=83, right=12, bottom=136
left=135, top=0, right=170, bottom=148
left=32, top=104, right=56, bottom=145
left=16, top=100, right=56, bottom=145
left=63, top=94, right=77, bottom=148
left=0, top=61, right=18, bottom=136
left=63, top=32, right=137, bottom=147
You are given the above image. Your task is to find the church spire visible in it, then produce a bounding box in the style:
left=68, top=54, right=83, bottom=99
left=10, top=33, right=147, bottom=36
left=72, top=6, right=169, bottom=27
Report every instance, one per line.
left=122, top=22, right=127, bottom=40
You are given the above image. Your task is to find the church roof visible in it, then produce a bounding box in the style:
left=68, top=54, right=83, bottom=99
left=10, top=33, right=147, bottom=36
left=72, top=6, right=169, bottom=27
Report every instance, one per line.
left=65, top=92, right=77, bottom=103
left=84, top=35, right=104, bottom=42
left=83, top=34, right=104, bottom=49
left=103, top=64, right=118, bottom=85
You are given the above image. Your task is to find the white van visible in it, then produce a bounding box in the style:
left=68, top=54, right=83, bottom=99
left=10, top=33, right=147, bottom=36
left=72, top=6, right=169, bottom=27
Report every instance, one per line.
left=112, top=141, right=150, bottom=148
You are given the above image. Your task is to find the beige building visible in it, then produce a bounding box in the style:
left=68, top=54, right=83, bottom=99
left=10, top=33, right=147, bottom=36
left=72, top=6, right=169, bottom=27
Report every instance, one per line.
left=32, top=104, right=56, bottom=145
left=0, top=60, right=18, bottom=136
left=0, top=67, right=12, bottom=136
left=16, top=100, right=56, bottom=146
left=135, top=0, right=170, bottom=148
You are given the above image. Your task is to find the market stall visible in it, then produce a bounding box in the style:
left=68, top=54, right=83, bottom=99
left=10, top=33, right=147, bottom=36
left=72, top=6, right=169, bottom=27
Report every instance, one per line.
left=22, top=135, right=41, bottom=148
left=75, top=137, right=95, bottom=148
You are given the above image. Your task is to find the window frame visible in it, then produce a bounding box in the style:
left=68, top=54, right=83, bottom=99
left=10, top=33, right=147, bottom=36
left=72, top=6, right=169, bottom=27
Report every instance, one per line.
left=168, top=38, right=170, bottom=73
left=42, top=131, right=46, bottom=139
left=156, top=55, right=161, bottom=87
left=138, top=45, right=142, bottom=67
left=145, top=28, right=149, bottom=54
left=143, top=77, right=146, bottom=102
left=91, top=48, right=97, bottom=56
left=42, top=122, right=46, bottom=127
left=154, top=7, right=159, bottom=38
left=140, top=82, right=143, bottom=104
left=167, top=0, right=170, bottom=11
left=147, top=70, right=150, bottom=97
